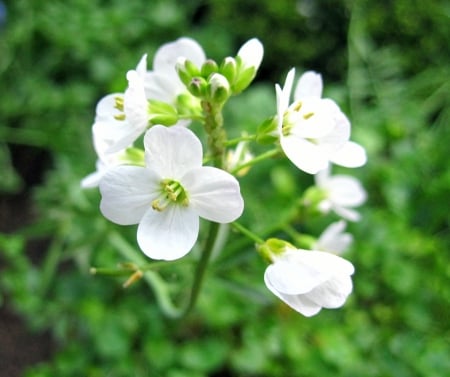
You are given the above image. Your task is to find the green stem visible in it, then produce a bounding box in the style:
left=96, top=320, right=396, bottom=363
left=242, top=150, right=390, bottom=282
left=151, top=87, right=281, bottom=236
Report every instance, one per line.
left=181, top=222, right=221, bottom=316
left=231, top=221, right=264, bottom=244
left=201, top=100, right=226, bottom=168
left=231, top=148, right=280, bottom=175
left=225, top=134, right=256, bottom=147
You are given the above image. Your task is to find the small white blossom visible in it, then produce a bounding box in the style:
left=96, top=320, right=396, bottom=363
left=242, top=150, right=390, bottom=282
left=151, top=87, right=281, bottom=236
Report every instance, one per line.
left=315, top=167, right=367, bottom=222
left=264, top=248, right=354, bottom=317
left=99, top=125, right=244, bottom=261
left=314, top=220, right=353, bottom=255
left=276, top=68, right=367, bottom=174
left=264, top=247, right=355, bottom=317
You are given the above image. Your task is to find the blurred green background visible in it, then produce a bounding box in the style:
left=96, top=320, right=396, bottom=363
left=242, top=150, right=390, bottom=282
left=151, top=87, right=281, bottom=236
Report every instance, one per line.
left=0, top=0, right=449, bottom=376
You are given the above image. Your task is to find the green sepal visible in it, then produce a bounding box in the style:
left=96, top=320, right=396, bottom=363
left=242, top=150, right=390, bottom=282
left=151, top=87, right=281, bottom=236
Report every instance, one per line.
left=148, top=99, right=179, bottom=125
left=201, top=59, right=219, bottom=78
left=256, top=116, right=278, bottom=144
left=219, top=57, right=237, bottom=85
left=257, top=238, right=295, bottom=263
left=120, top=147, right=145, bottom=166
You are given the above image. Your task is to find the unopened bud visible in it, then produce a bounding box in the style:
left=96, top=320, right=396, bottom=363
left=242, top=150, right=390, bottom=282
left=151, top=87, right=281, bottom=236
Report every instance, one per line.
left=176, top=57, right=201, bottom=87
left=201, top=59, right=219, bottom=78
left=220, top=57, right=237, bottom=85
left=208, top=73, right=230, bottom=103
left=188, top=77, right=208, bottom=98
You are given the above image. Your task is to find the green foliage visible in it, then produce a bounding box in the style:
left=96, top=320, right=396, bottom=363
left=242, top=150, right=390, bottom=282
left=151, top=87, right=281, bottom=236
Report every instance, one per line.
left=1, top=0, right=449, bottom=376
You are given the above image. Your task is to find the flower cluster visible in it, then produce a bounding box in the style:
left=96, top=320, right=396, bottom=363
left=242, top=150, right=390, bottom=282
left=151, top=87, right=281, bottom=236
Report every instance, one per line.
left=83, top=36, right=367, bottom=317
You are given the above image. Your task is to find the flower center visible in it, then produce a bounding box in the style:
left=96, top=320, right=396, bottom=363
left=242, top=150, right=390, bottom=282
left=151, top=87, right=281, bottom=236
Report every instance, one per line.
left=282, top=100, right=315, bottom=137
left=151, top=179, right=189, bottom=211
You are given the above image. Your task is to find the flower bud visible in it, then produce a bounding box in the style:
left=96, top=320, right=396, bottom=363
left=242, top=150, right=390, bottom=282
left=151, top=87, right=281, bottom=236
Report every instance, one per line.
left=201, top=59, right=219, bottom=78
left=219, top=57, right=237, bottom=84
left=208, top=73, right=230, bottom=103
left=176, top=57, right=201, bottom=87
left=232, top=38, right=264, bottom=94
left=188, top=77, right=208, bottom=98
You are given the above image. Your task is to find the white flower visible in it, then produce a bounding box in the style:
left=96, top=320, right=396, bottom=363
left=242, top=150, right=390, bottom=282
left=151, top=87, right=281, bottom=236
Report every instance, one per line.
left=264, top=248, right=355, bottom=317
left=141, top=37, right=206, bottom=104
left=92, top=69, right=149, bottom=154
left=275, top=68, right=367, bottom=174
left=314, top=220, right=353, bottom=255
left=99, top=125, right=244, bottom=261
left=315, top=167, right=367, bottom=222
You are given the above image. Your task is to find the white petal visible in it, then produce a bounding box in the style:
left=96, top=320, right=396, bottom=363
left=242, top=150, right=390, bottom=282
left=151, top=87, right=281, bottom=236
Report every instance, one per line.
left=293, top=250, right=355, bottom=276
left=135, top=54, right=148, bottom=78
left=137, top=205, right=199, bottom=261
left=305, top=274, right=353, bottom=308
left=289, top=98, right=337, bottom=139
left=153, top=37, right=206, bottom=77
left=330, top=141, right=367, bottom=168
left=294, top=70, right=323, bottom=99
left=281, top=68, right=295, bottom=110
left=81, top=170, right=103, bottom=188
left=95, top=93, right=123, bottom=122
left=315, top=220, right=353, bottom=254
left=237, top=38, right=264, bottom=70
left=328, top=175, right=367, bottom=207
left=124, top=70, right=149, bottom=127
left=264, top=275, right=323, bottom=316
left=281, top=136, right=329, bottom=174
left=99, top=166, right=161, bottom=225
left=94, top=119, right=142, bottom=154
left=143, top=71, right=182, bottom=103
left=315, top=105, right=351, bottom=153
left=265, top=259, right=325, bottom=295
left=333, top=205, right=362, bottom=222
left=144, top=126, right=203, bottom=179
left=276, top=292, right=323, bottom=317
left=182, top=166, right=244, bottom=223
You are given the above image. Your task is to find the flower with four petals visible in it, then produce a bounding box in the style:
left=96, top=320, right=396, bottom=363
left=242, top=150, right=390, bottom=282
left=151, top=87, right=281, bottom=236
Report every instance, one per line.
left=99, top=125, right=244, bottom=261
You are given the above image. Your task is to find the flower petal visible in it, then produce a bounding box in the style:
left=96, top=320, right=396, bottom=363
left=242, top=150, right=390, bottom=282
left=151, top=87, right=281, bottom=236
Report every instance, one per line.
left=137, top=205, right=199, bottom=260
left=306, top=274, right=353, bottom=308
left=237, top=38, right=264, bottom=71
left=294, top=70, right=323, bottom=99
left=275, top=291, right=323, bottom=317
left=153, top=37, right=206, bottom=77
left=315, top=220, right=353, bottom=254
left=135, top=54, right=148, bottom=78
left=144, top=125, right=203, bottom=179
left=264, top=259, right=325, bottom=295
left=95, top=93, right=123, bottom=122
left=333, top=205, right=362, bottom=222
left=330, top=141, right=367, bottom=168
left=281, top=136, right=329, bottom=174
left=99, top=166, right=161, bottom=225
left=124, top=70, right=149, bottom=128
left=93, top=119, right=142, bottom=154
left=327, top=175, right=367, bottom=207
left=182, top=166, right=244, bottom=223
left=143, top=71, right=182, bottom=103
